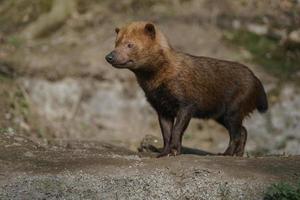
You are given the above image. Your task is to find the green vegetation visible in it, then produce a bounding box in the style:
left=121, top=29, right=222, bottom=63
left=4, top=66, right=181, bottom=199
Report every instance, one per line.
left=7, top=36, right=23, bottom=48
left=0, top=127, right=15, bottom=134
left=183, top=133, right=192, bottom=140
left=224, top=30, right=300, bottom=79
left=264, top=181, right=300, bottom=200
left=11, top=89, right=29, bottom=118
left=0, top=73, right=11, bottom=82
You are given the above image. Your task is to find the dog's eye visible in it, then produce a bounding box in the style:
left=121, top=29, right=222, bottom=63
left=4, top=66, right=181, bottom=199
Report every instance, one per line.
left=127, top=43, right=134, bottom=48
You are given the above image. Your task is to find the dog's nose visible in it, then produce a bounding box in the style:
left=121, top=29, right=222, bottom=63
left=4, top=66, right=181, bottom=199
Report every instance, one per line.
left=105, top=51, right=115, bottom=63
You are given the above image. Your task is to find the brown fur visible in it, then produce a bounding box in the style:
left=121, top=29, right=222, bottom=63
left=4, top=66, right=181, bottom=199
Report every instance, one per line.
left=105, top=21, right=268, bottom=157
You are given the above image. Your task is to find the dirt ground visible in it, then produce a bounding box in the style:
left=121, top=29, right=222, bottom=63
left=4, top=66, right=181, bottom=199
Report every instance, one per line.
left=1, top=132, right=300, bottom=199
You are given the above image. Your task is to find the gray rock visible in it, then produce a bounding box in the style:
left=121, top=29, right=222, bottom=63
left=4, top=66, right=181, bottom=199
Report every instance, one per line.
left=0, top=134, right=299, bottom=200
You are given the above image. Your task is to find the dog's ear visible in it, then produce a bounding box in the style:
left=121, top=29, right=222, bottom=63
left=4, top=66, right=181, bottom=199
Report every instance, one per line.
left=144, top=23, right=155, bottom=39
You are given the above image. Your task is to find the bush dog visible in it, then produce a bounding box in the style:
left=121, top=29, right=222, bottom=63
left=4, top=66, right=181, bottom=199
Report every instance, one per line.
left=105, top=21, right=268, bottom=157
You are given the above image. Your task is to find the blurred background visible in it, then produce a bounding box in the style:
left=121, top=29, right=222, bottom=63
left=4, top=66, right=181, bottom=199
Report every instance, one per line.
left=0, top=0, right=300, bottom=155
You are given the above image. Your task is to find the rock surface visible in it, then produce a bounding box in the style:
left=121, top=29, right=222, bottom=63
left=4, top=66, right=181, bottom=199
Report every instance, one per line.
left=0, top=133, right=299, bottom=200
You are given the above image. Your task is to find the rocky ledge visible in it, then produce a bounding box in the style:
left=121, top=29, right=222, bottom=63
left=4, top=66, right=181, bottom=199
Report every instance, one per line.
left=0, top=133, right=299, bottom=200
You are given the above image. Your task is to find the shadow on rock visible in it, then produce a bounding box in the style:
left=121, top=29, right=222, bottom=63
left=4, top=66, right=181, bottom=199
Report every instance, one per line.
left=138, top=134, right=215, bottom=156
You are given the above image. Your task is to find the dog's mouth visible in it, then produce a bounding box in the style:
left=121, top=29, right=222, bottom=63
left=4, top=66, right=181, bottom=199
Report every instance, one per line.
left=112, top=60, right=134, bottom=68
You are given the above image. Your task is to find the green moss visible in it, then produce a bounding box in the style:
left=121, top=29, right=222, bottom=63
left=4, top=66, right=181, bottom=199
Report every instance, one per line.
left=264, top=181, right=300, bottom=200
left=0, top=74, right=11, bottom=82
left=0, top=127, right=15, bottom=134
left=7, top=36, right=24, bottom=48
left=183, top=133, right=192, bottom=140
left=224, top=30, right=300, bottom=79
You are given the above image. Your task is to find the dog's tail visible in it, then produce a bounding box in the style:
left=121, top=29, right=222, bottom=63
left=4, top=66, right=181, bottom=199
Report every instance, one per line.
left=256, top=78, right=268, bottom=113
